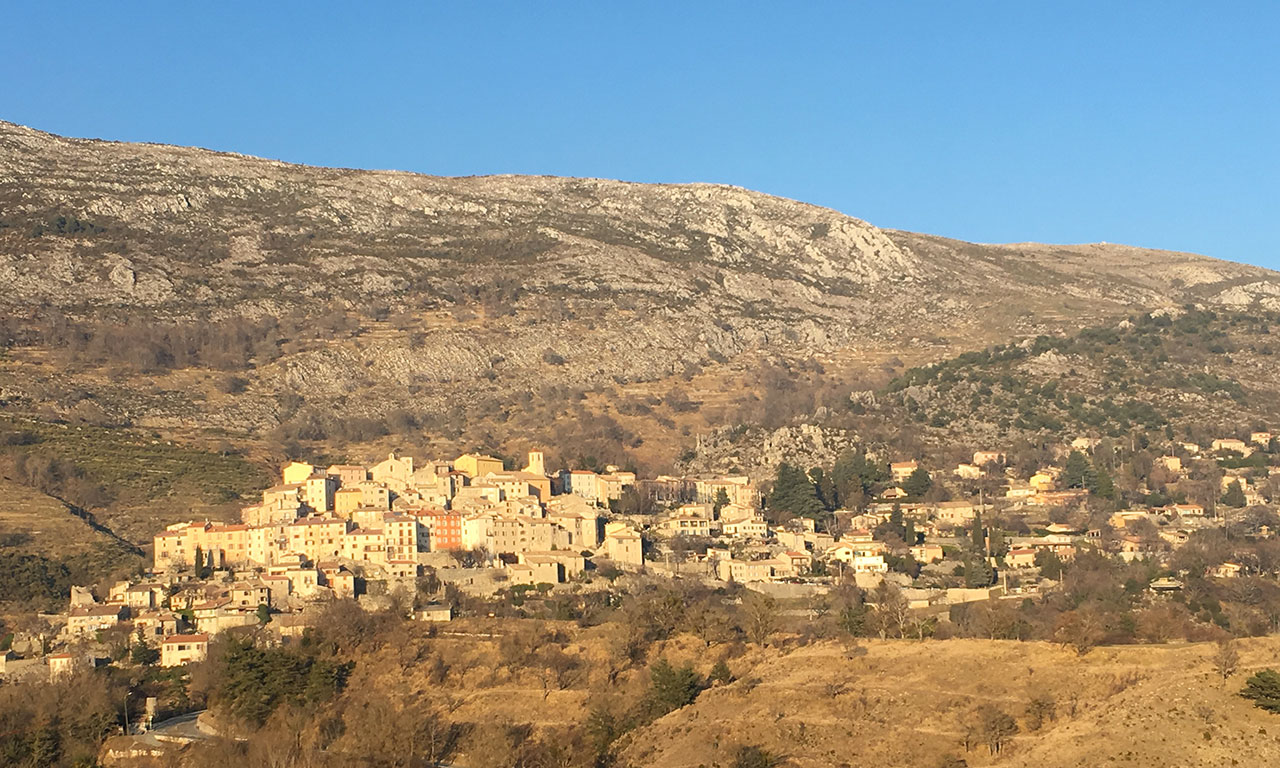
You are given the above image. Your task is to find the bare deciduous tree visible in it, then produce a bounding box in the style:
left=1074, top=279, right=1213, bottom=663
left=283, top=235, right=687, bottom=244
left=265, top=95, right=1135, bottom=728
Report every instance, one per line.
left=741, top=592, right=779, bottom=646
left=1211, top=638, right=1239, bottom=683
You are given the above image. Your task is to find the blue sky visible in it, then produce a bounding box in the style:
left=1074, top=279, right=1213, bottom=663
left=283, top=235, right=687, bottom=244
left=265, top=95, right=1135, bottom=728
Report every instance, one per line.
left=4, top=2, right=1277, bottom=268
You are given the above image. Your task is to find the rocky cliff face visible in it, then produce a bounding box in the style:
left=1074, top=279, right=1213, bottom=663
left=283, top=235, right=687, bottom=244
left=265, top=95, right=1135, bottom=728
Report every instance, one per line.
left=2, top=120, right=1278, bottom=466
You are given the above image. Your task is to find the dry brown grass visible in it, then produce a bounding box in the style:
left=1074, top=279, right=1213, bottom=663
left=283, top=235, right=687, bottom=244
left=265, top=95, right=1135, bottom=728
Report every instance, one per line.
left=621, top=637, right=1280, bottom=767
left=312, top=615, right=1280, bottom=768
left=0, top=477, right=109, bottom=552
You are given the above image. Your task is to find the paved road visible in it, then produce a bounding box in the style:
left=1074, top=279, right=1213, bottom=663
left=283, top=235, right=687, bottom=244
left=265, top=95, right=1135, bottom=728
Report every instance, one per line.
left=137, top=710, right=211, bottom=746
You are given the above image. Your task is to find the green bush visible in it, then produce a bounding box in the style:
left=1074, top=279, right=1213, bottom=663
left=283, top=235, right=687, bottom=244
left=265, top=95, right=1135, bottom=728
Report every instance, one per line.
left=1241, top=669, right=1280, bottom=713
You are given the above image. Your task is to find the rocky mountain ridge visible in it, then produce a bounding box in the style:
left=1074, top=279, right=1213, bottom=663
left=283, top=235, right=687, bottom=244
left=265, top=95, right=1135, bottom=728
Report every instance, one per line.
left=2, top=119, right=1279, bottom=469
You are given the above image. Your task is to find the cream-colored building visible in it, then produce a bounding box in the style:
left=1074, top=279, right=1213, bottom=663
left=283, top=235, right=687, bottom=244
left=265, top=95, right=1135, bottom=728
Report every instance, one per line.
left=716, top=558, right=772, bottom=582
left=722, top=517, right=769, bottom=538
left=241, top=498, right=304, bottom=527
left=303, top=473, right=336, bottom=513
left=382, top=513, right=420, bottom=561
left=326, top=464, right=368, bottom=486
left=161, top=634, right=209, bottom=667
left=245, top=524, right=288, bottom=568
left=337, top=527, right=381, bottom=563
left=1004, top=548, right=1037, bottom=568
left=462, top=512, right=556, bottom=555
left=518, top=551, right=585, bottom=582
left=154, top=521, right=252, bottom=570
left=133, top=610, right=181, bottom=645
left=262, top=483, right=304, bottom=509
left=564, top=470, right=601, bottom=505
left=371, top=453, right=416, bottom=488
left=935, top=500, right=977, bottom=526
left=890, top=461, right=919, bottom=483
left=334, top=487, right=365, bottom=518
left=546, top=497, right=601, bottom=548
left=973, top=451, right=1006, bottom=466
left=282, top=461, right=315, bottom=486
left=47, top=653, right=81, bottom=680
left=954, top=463, right=984, bottom=480
left=285, top=517, right=350, bottom=563
left=695, top=476, right=759, bottom=508
left=659, top=514, right=711, bottom=537
left=454, top=483, right=503, bottom=507
left=455, top=453, right=504, bottom=478
left=1029, top=471, right=1056, bottom=492
left=483, top=472, right=543, bottom=503
left=66, top=604, right=125, bottom=636
left=604, top=522, right=644, bottom=568
left=910, top=543, right=944, bottom=563
left=1212, top=438, right=1249, bottom=454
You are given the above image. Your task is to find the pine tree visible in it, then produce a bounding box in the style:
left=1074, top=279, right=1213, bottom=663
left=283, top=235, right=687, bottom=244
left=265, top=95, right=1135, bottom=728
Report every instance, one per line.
left=964, top=557, right=993, bottom=587
left=988, top=527, right=1009, bottom=557
left=767, top=463, right=823, bottom=519
left=1221, top=480, right=1246, bottom=508
left=1090, top=460, right=1115, bottom=499
left=1063, top=450, right=1090, bottom=488
left=810, top=467, right=837, bottom=511
left=645, top=658, right=701, bottom=718
left=832, top=450, right=886, bottom=501
left=585, top=705, right=620, bottom=758
left=1034, top=549, right=1064, bottom=579
left=131, top=643, right=159, bottom=665
left=708, top=658, right=732, bottom=684
left=1241, top=669, right=1280, bottom=713
left=831, top=451, right=862, bottom=502
left=903, top=466, right=932, bottom=497
left=838, top=603, right=870, bottom=636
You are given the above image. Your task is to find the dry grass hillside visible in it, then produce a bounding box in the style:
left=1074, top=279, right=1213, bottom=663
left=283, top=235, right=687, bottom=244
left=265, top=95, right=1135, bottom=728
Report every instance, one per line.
left=620, top=637, right=1280, bottom=768
left=236, top=614, right=1280, bottom=768
left=0, top=477, right=109, bottom=553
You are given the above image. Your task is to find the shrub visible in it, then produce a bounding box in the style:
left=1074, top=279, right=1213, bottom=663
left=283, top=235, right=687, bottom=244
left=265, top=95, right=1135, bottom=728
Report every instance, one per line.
left=732, top=744, right=785, bottom=768
left=640, top=658, right=701, bottom=721
left=1241, top=669, right=1280, bottom=713
left=709, top=658, right=733, bottom=685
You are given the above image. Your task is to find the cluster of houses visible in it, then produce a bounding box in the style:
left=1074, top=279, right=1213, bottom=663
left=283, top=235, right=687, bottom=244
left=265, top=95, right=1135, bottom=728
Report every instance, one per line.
left=657, top=437, right=1277, bottom=594
left=153, top=450, right=648, bottom=584
left=117, top=450, right=665, bottom=644
left=5, top=432, right=1276, bottom=685
left=0, top=581, right=218, bottom=683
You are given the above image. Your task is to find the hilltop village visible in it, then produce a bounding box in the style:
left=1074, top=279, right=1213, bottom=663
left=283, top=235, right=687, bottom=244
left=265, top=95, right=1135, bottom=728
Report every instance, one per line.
left=5, top=427, right=1279, bottom=685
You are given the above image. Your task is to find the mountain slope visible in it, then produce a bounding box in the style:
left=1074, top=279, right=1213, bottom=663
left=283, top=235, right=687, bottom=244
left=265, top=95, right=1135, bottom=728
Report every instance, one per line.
left=2, top=120, right=1279, bottom=473
left=618, top=637, right=1280, bottom=768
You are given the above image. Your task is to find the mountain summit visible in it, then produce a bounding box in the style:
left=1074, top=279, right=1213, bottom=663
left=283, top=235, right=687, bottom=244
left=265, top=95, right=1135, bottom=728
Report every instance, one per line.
left=2, top=120, right=1278, bottom=466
